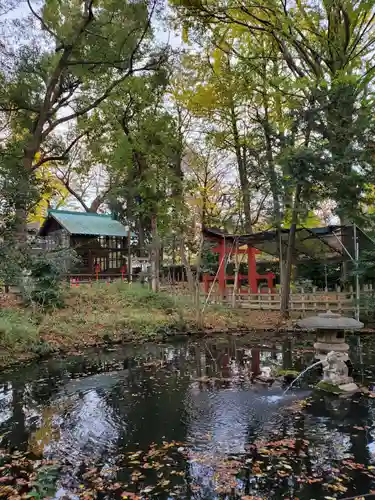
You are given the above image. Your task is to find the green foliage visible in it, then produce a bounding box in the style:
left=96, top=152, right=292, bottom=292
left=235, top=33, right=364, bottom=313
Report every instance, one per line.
left=359, top=292, right=375, bottom=322
left=26, top=464, right=60, bottom=499
left=114, top=281, right=177, bottom=311
left=97, top=71, right=183, bottom=250
left=351, top=248, right=375, bottom=282
left=20, top=248, right=79, bottom=309
left=201, top=247, right=219, bottom=274
left=316, top=381, right=344, bottom=394
left=298, top=262, right=341, bottom=290
left=0, top=310, right=39, bottom=347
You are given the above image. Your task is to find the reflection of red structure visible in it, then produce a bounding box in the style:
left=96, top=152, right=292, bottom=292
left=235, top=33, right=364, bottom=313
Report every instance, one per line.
left=203, top=228, right=275, bottom=297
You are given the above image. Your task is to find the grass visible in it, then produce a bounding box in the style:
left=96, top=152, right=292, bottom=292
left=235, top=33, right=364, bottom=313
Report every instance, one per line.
left=0, top=281, right=283, bottom=368
left=0, top=309, right=39, bottom=347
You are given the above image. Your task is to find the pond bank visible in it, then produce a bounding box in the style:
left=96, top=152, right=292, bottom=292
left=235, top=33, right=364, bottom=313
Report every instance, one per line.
left=0, top=282, right=286, bottom=369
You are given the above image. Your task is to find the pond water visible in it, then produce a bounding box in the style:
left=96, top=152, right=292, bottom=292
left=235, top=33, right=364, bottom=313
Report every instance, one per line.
left=1, top=335, right=375, bottom=499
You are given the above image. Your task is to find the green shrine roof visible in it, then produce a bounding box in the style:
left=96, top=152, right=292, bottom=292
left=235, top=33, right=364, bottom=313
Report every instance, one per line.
left=40, top=210, right=129, bottom=237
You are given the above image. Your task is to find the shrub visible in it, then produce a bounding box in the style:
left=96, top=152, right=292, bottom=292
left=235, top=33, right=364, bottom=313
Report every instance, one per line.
left=0, top=309, right=39, bottom=347
left=20, top=247, right=79, bottom=309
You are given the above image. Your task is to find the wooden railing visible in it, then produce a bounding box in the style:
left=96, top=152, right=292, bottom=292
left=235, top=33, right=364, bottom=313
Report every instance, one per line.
left=205, top=284, right=375, bottom=315
left=67, top=273, right=141, bottom=284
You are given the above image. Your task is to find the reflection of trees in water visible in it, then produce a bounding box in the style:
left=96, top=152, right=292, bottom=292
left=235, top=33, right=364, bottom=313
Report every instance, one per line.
left=118, top=360, right=189, bottom=449
left=0, top=380, right=30, bottom=453
left=2, top=338, right=375, bottom=498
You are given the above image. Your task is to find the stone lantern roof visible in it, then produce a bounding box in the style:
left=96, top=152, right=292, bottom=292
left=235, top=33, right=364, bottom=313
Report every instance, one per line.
left=297, top=311, right=364, bottom=330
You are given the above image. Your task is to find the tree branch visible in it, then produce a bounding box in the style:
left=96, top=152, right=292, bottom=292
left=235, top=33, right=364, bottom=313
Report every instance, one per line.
left=251, top=192, right=268, bottom=226
left=56, top=174, right=90, bottom=212
left=32, top=131, right=87, bottom=170
left=43, top=52, right=166, bottom=138
left=28, top=0, right=96, bottom=155
left=89, top=187, right=111, bottom=212
left=26, top=0, right=62, bottom=46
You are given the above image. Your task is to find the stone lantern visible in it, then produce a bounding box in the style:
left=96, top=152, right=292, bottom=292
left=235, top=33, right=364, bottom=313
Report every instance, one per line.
left=297, top=311, right=364, bottom=393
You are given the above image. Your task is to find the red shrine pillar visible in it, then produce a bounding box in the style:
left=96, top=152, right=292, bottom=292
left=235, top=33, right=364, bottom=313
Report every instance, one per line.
left=218, top=239, right=226, bottom=297
left=247, top=247, right=258, bottom=293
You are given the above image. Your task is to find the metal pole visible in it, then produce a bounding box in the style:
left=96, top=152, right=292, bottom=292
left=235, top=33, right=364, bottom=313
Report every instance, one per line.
left=279, top=227, right=284, bottom=291
left=354, top=223, right=360, bottom=321
left=128, top=229, right=132, bottom=283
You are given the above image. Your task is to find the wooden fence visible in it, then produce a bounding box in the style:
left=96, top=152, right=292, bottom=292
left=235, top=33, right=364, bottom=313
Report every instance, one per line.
left=207, top=284, right=375, bottom=315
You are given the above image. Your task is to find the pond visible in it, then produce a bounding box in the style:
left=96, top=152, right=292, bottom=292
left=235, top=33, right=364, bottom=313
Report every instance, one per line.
left=1, top=334, right=375, bottom=499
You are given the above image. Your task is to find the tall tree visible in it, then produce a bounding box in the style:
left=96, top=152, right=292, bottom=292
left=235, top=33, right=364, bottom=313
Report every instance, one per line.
left=0, top=0, right=167, bottom=240
left=170, top=0, right=375, bottom=223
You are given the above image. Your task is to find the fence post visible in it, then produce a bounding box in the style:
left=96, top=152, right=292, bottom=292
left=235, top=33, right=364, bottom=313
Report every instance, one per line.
left=312, top=286, right=317, bottom=311
left=301, top=287, right=305, bottom=315
left=258, top=287, right=262, bottom=310
left=268, top=287, right=272, bottom=310
left=336, top=285, right=342, bottom=312
left=336, top=285, right=340, bottom=312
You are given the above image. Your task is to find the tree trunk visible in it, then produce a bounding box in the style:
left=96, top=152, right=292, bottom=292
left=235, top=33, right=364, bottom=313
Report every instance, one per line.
left=180, top=237, right=196, bottom=297
left=138, top=218, right=145, bottom=257
left=261, top=111, right=284, bottom=285
left=280, top=184, right=301, bottom=318
left=229, top=101, right=252, bottom=233
left=151, top=214, right=160, bottom=293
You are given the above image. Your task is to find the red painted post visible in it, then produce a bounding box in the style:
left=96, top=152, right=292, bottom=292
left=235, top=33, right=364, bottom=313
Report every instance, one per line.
left=76, top=278, right=79, bottom=288
left=267, top=273, right=275, bottom=290
left=247, top=247, right=258, bottom=293
left=95, top=263, right=100, bottom=281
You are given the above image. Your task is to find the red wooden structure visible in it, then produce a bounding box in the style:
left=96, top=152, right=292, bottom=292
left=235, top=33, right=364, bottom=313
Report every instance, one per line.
left=203, top=228, right=275, bottom=297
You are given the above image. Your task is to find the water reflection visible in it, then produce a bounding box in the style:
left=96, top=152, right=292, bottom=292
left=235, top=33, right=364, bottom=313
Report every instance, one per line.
left=0, top=336, right=375, bottom=498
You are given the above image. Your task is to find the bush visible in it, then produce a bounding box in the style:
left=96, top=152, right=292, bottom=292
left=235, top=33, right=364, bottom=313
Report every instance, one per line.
left=20, top=247, right=79, bottom=309
left=0, top=309, right=39, bottom=347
